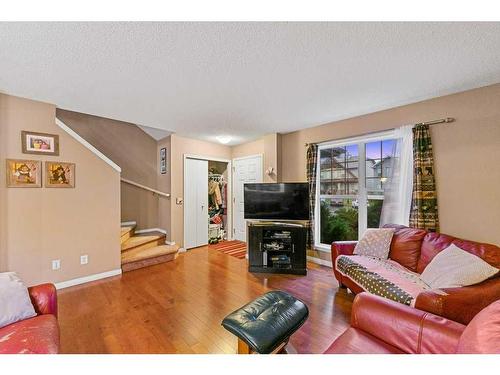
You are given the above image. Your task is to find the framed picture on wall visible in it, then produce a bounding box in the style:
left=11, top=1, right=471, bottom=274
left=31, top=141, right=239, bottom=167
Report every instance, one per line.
left=45, top=161, right=75, bottom=188
left=6, top=159, right=42, bottom=188
left=21, top=130, right=60, bottom=156
left=160, top=147, right=167, bottom=174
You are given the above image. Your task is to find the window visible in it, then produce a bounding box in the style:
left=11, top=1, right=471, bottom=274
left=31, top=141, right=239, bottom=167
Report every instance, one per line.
left=316, top=132, right=396, bottom=248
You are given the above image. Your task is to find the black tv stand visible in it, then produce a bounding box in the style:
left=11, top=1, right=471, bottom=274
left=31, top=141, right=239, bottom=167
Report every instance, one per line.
left=247, top=221, right=307, bottom=275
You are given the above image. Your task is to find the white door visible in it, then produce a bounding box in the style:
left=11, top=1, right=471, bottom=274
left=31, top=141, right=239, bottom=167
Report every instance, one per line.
left=233, top=155, right=263, bottom=241
left=184, top=158, right=209, bottom=249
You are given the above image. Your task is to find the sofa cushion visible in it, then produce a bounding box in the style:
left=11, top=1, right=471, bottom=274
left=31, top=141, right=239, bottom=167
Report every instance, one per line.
left=383, top=224, right=427, bottom=272
left=417, top=232, right=456, bottom=274
left=323, top=328, right=404, bottom=354
left=354, top=228, right=395, bottom=259
left=421, top=244, right=499, bottom=289
left=0, top=272, right=36, bottom=329
left=456, top=300, right=500, bottom=354
left=417, top=232, right=500, bottom=274
left=0, top=314, right=59, bottom=354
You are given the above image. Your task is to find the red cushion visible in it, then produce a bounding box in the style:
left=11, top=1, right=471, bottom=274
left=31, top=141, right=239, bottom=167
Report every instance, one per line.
left=456, top=300, right=500, bottom=354
left=0, top=315, right=59, bottom=354
left=324, top=328, right=404, bottom=354
left=385, top=225, right=427, bottom=272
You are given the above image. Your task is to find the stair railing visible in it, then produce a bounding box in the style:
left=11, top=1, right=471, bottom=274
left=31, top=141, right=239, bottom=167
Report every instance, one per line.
left=121, top=178, right=170, bottom=198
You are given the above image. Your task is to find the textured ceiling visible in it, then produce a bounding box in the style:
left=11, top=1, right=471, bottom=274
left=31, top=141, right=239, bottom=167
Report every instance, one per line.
left=1, top=22, right=499, bottom=145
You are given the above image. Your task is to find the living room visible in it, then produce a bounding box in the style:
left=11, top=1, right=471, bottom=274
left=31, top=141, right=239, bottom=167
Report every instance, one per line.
left=1, top=2, right=499, bottom=374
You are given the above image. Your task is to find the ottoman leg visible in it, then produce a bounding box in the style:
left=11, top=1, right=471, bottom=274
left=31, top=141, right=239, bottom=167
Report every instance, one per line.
left=238, top=339, right=252, bottom=354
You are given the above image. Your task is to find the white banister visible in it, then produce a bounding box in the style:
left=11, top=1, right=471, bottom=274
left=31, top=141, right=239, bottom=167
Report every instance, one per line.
left=121, top=178, right=170, bottom=198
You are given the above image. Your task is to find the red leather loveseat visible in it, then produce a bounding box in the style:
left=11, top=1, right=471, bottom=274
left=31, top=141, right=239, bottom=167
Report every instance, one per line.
left=331, top=224, right=500, bottom=324
left=0, top=283, right=60, bottom=354
left=325, top=292, right=500, bottom=354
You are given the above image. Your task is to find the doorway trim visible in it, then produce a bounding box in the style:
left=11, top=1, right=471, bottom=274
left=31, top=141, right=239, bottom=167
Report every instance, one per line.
left=183, top=154, right=233, bottom=249
left=232, top=153, right=264, bottom=241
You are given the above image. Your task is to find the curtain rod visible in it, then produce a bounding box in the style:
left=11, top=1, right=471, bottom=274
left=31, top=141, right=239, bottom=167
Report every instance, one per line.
left=305, top=117, right=455, bottom=146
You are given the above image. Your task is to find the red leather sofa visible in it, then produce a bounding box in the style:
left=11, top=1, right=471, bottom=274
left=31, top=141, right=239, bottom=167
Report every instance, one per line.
left=324, top=292, right=500, bottom=354
left=0, top=283, right=60, bottom=354
left=331, top=224, right=500, bottom=324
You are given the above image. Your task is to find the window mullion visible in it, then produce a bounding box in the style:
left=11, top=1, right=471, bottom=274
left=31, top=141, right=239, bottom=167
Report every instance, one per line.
left=358, top=142, right=367, bottom=238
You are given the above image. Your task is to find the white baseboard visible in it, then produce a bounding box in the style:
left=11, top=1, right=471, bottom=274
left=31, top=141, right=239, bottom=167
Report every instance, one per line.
left=307, top=255, right=333, bottom=268
left=54, top=269, right=122, bottom=290
left=121, top=221, right=137, bottom=227
left=134, top=228, right=167, bottom=235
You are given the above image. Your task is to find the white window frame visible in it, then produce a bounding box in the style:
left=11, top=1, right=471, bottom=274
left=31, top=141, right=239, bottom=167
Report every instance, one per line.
left=315, top=130, right=396, bottom=252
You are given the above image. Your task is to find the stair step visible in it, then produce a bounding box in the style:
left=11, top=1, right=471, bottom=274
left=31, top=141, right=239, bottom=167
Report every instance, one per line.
left=120, top=226, right=135, bottom=244
left=121, top=233, right=165, bottom=252
left=121, top=244, right=180, bottom=272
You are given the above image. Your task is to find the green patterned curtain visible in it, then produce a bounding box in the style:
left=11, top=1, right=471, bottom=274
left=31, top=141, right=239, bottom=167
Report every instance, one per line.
left=306, top=144, right=318, bottom=247
left=409, top=124, right=439, bottom=232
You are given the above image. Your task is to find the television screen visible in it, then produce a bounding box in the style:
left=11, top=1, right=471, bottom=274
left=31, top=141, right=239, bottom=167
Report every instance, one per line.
left=244, top=183, right=309, bottom=220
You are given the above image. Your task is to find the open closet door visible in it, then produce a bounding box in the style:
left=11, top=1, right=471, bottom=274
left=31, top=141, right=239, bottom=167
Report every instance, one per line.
left=184, top=158, right=209, bottom=249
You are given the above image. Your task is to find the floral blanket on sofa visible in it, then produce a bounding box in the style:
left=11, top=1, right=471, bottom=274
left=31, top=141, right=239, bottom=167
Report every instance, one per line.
left=335, top=255, right=437, bottom=306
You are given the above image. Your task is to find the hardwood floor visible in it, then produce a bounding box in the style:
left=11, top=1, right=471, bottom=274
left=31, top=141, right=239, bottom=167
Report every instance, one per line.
left=58, top=246, right=354, bottom=354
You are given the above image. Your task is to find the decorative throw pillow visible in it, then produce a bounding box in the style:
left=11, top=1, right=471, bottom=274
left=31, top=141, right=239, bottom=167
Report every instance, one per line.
left=420, top=244, right=499, bottom=289
left=353, top=228, right=395, bottom=259
left=0, top=272, right=36, bottom=329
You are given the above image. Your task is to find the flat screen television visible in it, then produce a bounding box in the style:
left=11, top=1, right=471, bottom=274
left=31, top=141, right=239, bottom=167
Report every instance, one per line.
left=244, top=183, right=309, bottom=220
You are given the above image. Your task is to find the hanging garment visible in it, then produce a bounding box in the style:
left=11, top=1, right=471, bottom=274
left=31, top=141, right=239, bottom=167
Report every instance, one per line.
left=209, top=179, right=222, bottom=209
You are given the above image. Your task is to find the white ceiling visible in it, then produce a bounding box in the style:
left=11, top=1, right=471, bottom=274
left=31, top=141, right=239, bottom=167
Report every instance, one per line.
left=1, top=22, right=499, bottom=145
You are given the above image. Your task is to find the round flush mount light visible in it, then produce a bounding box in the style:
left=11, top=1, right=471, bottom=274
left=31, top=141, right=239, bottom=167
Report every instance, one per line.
left=216, top=135, right=232, bottom=144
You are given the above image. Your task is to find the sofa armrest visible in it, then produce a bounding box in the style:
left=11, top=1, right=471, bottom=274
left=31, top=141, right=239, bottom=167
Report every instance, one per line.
left=331, top=241, right=357, bottom=264
left=350, top=293, right=465, bottom=354
left=415, top=277, right=500, bottom=325
left=28, top=283, right=58, bottom=318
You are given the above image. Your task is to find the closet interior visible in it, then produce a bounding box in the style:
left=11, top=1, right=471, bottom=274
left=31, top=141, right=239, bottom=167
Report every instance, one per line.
left=208, top=160, right=228, bottom=244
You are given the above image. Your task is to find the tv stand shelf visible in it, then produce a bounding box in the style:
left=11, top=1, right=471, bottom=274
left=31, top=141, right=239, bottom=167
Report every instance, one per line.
left=247, top=222, right=307, bottom=275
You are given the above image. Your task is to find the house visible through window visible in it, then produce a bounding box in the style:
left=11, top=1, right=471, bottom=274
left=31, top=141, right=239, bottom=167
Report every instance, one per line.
left=316, top=132, right=396, bottom=248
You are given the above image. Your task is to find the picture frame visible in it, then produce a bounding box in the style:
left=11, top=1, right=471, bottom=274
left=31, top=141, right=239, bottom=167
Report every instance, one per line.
left=21, top=130, right=60, bottom=156
left=160, top=147, right=167, bottom=174
left=45, top=161, right=75, bottom=188
left=6, top=159, right=42, bottom=188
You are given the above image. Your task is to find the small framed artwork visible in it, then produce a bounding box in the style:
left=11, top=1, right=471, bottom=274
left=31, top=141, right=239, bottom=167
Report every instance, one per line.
left=21, top=130, right=59, bottom=156
left=45, top=162, right=75, bottom=188
left=160, top=147, right=167, bottom=174
left=6, top=159, right=42, bottom=188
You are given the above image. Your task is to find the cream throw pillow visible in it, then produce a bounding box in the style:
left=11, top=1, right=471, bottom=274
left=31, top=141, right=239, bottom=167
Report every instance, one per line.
left=0, top=272, right=37, bottom=329
left=353, top=228, right=395, bottom=259
left=421, top=244, right=499, bottom=289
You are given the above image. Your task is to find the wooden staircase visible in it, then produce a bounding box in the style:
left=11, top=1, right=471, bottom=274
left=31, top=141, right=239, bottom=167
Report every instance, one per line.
left=121, top=224, right=179, bottom=272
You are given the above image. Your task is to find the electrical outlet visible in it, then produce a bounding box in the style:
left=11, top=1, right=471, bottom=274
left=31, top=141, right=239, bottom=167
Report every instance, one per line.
left=52, top=259, right=61, bottom=270
left=80, top=255, right=89, bottom=265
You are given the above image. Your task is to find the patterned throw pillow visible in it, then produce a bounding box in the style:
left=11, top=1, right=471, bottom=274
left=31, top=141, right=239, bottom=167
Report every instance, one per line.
left=421, top=244, right=499, bottom=289
left=353, top=228, right=395, bottom=259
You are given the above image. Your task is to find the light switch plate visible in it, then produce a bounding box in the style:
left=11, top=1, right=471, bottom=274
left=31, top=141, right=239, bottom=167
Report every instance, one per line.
left=80, top=255, right=89, bottom=265
left=52, top=260, right=61, bottom=270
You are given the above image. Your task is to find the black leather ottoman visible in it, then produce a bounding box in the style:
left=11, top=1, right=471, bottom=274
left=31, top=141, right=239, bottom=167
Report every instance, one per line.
left=221, top=291, right=309, bottom=354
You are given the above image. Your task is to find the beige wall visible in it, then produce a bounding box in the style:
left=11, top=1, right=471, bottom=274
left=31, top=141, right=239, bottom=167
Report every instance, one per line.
left=56, top=109, right=159, bottom=230
left=157, top=136, right=172, bottom=237
left=0, top=94, right=121, bottom=285
left=170, top=134, right=231, bottom=247
left=230, top=133, right=282, bottom=183
left=282, top=83, right=500, bottom=256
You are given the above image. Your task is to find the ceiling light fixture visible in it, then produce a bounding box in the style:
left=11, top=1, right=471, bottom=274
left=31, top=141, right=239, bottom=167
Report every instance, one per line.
left=216, top=135, right=232, bottom=144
